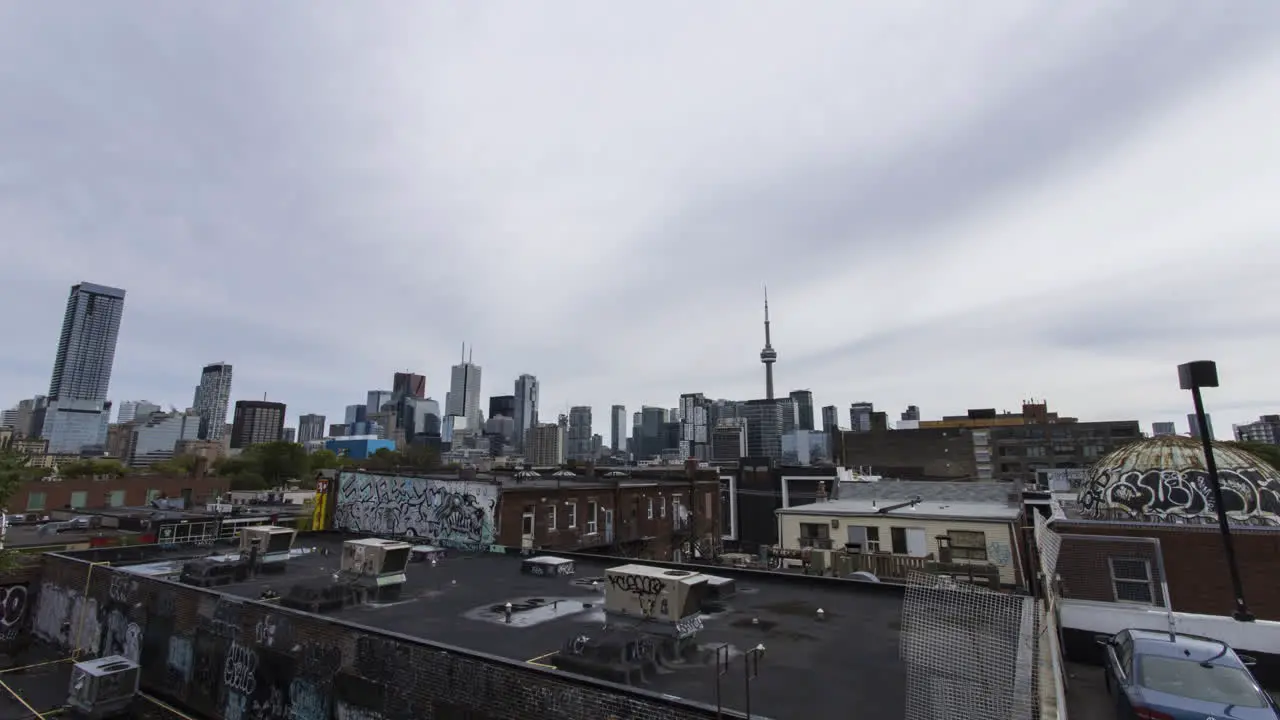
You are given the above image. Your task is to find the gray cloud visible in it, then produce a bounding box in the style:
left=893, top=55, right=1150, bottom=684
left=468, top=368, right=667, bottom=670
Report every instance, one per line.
left=2, top=3, right=1279, bottom=440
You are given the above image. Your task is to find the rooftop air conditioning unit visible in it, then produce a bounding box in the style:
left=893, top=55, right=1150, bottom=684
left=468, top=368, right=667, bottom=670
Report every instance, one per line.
left=67, top=656, right=140, bottom=719
left=341, top=538, right=411, bottom=603
left=240, top=525, right=298, bottom=568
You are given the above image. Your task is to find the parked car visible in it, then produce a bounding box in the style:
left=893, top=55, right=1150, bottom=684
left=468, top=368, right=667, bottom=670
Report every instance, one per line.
left=1097, top=628, right=1278, bottom=719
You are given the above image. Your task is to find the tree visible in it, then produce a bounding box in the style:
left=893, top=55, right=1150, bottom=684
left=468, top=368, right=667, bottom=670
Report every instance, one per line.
left=0, top=451, right=39, bottom=568
left=229, top=472, right=268, bottom=491
left=308, top=449, right=342, bottom=471
left=57, top=459, right=125, bottom=479
left=213, top=456, right=253, bottom=477
left=151, top=454, right=199, bottom=476
left=243, top=441, right=310, bottom=487
left=401, top=445, right=440, bottom=471
left=1224, top=441, right=1280, bottom=473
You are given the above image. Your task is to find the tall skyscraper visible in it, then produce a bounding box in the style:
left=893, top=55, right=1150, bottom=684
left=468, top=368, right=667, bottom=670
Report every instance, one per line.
left=901, top=405, right=920, bottom=422
left=1188, top=413, right=1215, bottom=440
left=230, top=400, right=286, bottom=449
left=821, top=405, right=839, bottom=434
left=41, top=282, right=126, bottom=453
left=680, top=393, right=711, bottom=461
left=1151, top=421, right=1176, bottom=437
left=117, top=400, right=160, bottom=424
left=610, top=405, right=627, bottom=452
left=367, top=390, right=393, bottom=415
left=488, top=395, right=516, bottom=419
left=789, top=390, right=814, bottom=431
left=567, top=406, right=593, bottom=461
left=759, top=286, right=778, bottom=400
left=849, top=402, right=874, bottom=432
left=192, top=362, right=234, bottom=441
left=513, top=374, right=539, bottom=449
left=392, top=372, right=426, bottom=399
left=446, top=344, right=483, bottom=429
left=298, top=414, right=327, bottom=444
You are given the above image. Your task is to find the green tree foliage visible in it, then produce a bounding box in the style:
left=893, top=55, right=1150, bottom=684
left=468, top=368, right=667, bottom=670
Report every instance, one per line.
left=350, top=446, right=441, bottom=472
left=58, top=458, right=128, bottom=479
left=246, top=441, right=311, bottom=486
left=229, top=472, right=268, bottom=491
left=308, top=448, right=342, bottom=471
left=1224, top=441, right=1280, bottom=473
left=149, top=453, right=200, bottom=476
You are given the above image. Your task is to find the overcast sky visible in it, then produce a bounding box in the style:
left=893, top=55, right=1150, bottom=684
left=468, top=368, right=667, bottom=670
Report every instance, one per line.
left=3, top=2, right=1279, bottom=443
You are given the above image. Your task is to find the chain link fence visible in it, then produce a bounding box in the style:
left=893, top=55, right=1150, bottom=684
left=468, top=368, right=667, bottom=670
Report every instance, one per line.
left=900, top=570, right=1039, bottom=720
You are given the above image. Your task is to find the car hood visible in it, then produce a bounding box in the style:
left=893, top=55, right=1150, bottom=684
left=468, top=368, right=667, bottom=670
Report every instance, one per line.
left=1135, top=687, right=1277, bottom=720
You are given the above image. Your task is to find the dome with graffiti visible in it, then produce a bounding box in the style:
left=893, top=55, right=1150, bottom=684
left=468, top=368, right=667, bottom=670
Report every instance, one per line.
left=1077, top=434, right=1280, bottom=526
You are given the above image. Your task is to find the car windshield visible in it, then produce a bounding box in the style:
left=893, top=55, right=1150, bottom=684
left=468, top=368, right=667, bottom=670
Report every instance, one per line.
left=1139, top=656, right=1266, bottom=708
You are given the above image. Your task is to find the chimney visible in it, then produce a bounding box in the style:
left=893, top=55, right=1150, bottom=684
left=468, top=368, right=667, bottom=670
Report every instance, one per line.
left=815, top=481, right=828, bottom=502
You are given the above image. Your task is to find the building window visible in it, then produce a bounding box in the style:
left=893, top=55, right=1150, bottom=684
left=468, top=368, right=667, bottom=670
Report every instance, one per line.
left=672, top=494, right=682, bottom=518
left=1026, top=445, right=1047, bottom=457
left=647, top=498, right=654, bottom=519
left=108, top=490, right=126, bottom=508
left=948, top=530, right=988, bottom=561
left=705, top=491, right=713, bottom=515
left=566, top=502, right=577, bottom=528
left=798, top=522, right=831, bottom=548
left=545, top=504, right=557, bottom=530
left=865, top=526, right=881, bottom=552
left=521, top=507, right=535, bottom=536
left=586, top=501, right=598, bottom=534
left=70, top=491, right=88, bottom=509
left=1109, top=557, right=1155, bottom=604
left=890, top=527, right=908, bottom=554
left=26, top=492, right=46, bottom=512
left=146, top=489, right=160, bottom=503
left=660, top=496, right=667, bottom=518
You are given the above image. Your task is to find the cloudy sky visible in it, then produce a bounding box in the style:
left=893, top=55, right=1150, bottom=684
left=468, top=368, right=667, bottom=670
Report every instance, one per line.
left=2, top=2, right=1279, bottom=443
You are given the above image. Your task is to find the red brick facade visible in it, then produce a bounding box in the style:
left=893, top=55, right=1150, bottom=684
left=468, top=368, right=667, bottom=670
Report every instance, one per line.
left=10, top=475, right=227, bottom=514
left=1051, top=521, right=1280, bottom=621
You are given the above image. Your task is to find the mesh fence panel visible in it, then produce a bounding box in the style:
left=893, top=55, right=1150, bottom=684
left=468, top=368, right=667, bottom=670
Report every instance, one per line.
left=1053, top=534, right=1168, bottom=608
left=1033, top=512, right=1062, bottom=584
left=900, top=570, right=1039, bottom=720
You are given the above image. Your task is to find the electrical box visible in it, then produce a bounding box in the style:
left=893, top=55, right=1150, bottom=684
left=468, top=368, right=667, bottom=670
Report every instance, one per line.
left=67, top=656, right=140, bottom=719
left=521, top=556, right=575, bottom=577
left=240, top=526, right=297, bottom=565
left=604, top=564, right=709, bottom=631
left=341, top=538, right=411, bottom=577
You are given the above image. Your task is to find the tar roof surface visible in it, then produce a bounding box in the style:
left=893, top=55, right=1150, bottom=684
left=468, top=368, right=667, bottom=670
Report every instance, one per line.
left=209, top=536, right=907, bottom=720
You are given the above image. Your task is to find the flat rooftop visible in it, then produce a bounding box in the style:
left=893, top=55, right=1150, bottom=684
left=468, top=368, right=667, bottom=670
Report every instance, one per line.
left=125, top=536, right=907, bottom=720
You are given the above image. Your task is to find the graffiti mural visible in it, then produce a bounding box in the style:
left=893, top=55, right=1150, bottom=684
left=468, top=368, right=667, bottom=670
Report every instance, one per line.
left=334, top=472, right=499, bottom=548
left=1079, top=466, right=1280, bottom=526
left=0, top=584, right=29, bottom=642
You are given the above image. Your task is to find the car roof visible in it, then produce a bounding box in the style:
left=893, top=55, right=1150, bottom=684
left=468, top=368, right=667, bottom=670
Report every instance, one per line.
left=1127, top=629, right=1242, bottom=667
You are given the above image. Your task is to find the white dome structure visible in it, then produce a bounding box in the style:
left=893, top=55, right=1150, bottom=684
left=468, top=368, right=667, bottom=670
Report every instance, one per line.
left=1077, top=434, right=1280, bottom=526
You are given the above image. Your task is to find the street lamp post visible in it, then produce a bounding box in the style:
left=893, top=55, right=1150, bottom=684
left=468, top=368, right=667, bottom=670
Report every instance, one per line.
left=1177, top=360, right=1254, bottom=622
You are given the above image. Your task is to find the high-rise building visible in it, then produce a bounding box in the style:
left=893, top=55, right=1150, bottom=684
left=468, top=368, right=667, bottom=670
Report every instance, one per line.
left=789, top=390, right=814, bottom=431
left=367, top=390, right=393, bottom=415
left=282, top=427, right=297, bottom=444
left=1187, top=413, right=1215, bottom=440
left=488, top=395, right=516, bottom=419
left=759, top=286, right=778, bottom=400
left=345, top=404, right=367, bottom=425
left=192, top=362, right=234, bottom=441
left=849, top=402, right=874, bottom=433
left=901, top=405, right=921, bottom=422
left=821, top=405, right=839, bottom=434
left=567, top=406, right=593, bottom=461
left=298, top=414, right=327, bottom=444
left=230, top=400, right=286, bottom=449
left=124, top=411, right=200, bottom=467
left=778, top=397, right=798, bottom=434
left=679, top=393, right=711, bottom=461
left=117, top=400, right=160, bottom=424
left=526, top=423, right=565, bottom=466
left=11, top=396, right=45, bottom=438
left=446, top=345, right=483, bottom=428
left=513, top=374, right=539, bottom=449
left=392, top=372, right=426, bottom=399
left=1151, top=421, right=1177, bottom=437
left=710, top=419, right=748, bottom=464
left=740, top=399, right=784, bottom=460
left=1233, top=415, right=1280, bottom=445
left=41, top=282, right=126, bottom=453
left=610, top=405, right=627, bottom=452
left=0, top=408, right=16, bottom=428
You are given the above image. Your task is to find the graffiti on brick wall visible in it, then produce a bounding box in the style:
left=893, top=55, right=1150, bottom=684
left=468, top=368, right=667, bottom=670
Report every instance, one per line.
left=33, top=583, right=101, bottom=655
left=0, top=584, right=29, bottom=642
left=102, top=607, right=142, bottom=663
left=334, top=472, right=499, bottom=548
left=1079, top=466, right=1280, bottom=526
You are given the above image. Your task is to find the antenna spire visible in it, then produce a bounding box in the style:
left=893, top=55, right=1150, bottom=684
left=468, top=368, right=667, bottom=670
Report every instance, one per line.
left=759, top=283, right=777, bottom=400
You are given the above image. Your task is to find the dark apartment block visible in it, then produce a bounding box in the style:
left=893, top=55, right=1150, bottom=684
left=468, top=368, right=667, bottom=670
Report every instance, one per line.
left=988, top=420, right=1141, bottom=482
left=229, top=400, right=286, bottom=449
left=488, top=395, right=516, bottom=419
left=838, top=427, right=977, bottom=480
left=725, top=459, right=837, bottom=553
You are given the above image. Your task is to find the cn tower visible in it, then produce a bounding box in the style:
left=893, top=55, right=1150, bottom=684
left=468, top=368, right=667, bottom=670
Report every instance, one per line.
left=760, top=285, right=777, bottom=399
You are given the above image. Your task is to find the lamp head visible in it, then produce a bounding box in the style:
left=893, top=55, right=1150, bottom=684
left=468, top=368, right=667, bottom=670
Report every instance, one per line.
left=1178, top=361, right=1219, bottom=390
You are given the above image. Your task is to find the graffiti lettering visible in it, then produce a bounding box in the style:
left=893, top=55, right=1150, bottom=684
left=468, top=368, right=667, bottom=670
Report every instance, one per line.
left=334, top=704, right=384, bottom=720
left=252, top=684, right=287, bottom=720
left=333, top=472, right=499, bottom=549
left=675, top=615, right=704, bottom=638
left=289, top=678, right=329, bottom=720
left=0, top=584, right=28, bottom=639
left=254, top=614, right=289, bottom=648
left=608, top=575, right=665, bottom=596
left=166, top=636, right=193, bottom=684
left=1080, top=464, right=1280, bottom=526
left=225, top=691, right=247, bottom=720
left=530, top=565, right=544, bottom=576
left=108, top=575, right=136, bottom=605
left=223, top=642, right=258, bottom=695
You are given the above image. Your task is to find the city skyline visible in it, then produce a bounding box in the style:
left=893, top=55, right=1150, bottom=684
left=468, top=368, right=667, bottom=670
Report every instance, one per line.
left=2, top=5, right=1279, bottom=443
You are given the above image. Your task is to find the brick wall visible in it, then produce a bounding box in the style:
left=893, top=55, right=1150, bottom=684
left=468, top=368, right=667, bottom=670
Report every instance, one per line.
left=499, top=480, right=721, bottom=559
left=14, top=475, right=226, bottom=514
left=839, top=428, right=976, bottom=480
left=1053, top=522, right=1280, bottom=620
left=31, top=552, right=748, bottom=720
